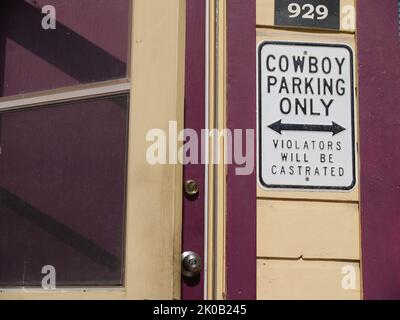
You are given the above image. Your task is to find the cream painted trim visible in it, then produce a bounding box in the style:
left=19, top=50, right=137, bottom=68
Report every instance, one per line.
left=0, top=289, right=126, bottom=300
left=214, top=0, right=227, bottom=300
left=125, top=0, right=186, bottom=300
left=0, top=80, right=130, bottom=111
left=204, top=0, right=211, bottom=300
left=205, top=0, right=227, bottom=300
left=206, top=0, right=216, bottom=300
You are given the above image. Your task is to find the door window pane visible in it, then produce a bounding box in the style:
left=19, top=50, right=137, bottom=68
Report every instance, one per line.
left=0, top=0, right=130, bottom=97
left=0, top=95, right=128, bottom=287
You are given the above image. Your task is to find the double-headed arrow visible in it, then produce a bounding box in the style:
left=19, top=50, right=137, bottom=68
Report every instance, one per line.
left=268, top=120, right=346, bottom=136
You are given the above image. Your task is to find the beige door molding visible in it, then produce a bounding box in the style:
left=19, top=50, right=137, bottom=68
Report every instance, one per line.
left=125, top=0, right=186, bottom=300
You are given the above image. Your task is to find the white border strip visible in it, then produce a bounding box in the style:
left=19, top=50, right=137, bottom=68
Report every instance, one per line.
left=203, top=0, right=210, bottom=300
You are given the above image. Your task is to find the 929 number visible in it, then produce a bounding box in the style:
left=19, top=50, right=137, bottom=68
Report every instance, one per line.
left=288, top=3, right=329, bottom=20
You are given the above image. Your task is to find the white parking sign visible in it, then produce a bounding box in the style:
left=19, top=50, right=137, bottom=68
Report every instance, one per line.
left=257, top=42, right=356, bottom=191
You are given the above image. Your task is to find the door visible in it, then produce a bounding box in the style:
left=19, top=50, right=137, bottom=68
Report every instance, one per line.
left=0, top=0, right=186, bottom=300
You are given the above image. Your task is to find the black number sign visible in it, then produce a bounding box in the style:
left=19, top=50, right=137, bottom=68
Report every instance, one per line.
left=275, top=0, right=340, bottom=30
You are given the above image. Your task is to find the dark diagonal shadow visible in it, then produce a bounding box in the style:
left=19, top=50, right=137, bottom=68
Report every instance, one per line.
left=3, top=0, right=126, bottom=84
left=0, top=186, right=121, bottom=272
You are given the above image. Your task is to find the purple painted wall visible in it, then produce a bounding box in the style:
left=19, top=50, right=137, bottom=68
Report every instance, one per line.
left=358, top=0, right=400, bottom=299
left=226, top=0, right=257, bottom=300
left=183, top=0, right=257, bottom=300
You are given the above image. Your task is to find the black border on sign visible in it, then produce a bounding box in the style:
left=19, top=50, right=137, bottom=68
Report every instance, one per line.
left=257, top=41, right=356, bottom=191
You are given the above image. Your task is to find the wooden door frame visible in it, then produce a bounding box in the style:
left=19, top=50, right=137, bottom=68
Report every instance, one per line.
left=125, top=0, right=186, bottom=300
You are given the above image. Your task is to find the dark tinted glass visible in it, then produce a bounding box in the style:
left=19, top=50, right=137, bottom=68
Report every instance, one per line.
left=0, top=95, right=128, bottom=286
left=0, top=0, right=130, bottom=97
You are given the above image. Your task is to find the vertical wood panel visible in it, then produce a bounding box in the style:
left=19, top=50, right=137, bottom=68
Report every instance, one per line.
left=226, top=0, right=257, bottom=300
left=358, top=0, right=400, bottom=300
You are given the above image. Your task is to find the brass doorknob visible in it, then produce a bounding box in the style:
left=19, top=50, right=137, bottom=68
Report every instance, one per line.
left=184, top=180, right=199, bottom=197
